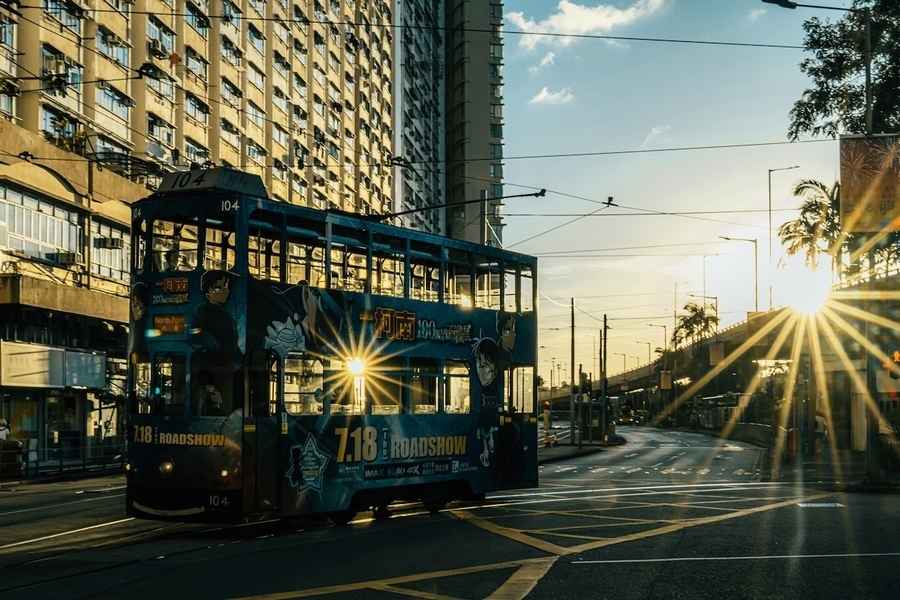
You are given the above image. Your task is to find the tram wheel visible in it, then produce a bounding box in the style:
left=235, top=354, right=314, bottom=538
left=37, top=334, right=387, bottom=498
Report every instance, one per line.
left=329, top=510, right=357, bottom=526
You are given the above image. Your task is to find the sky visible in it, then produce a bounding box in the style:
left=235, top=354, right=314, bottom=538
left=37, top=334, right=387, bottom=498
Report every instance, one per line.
left=498, top=0, right=854, bottom=382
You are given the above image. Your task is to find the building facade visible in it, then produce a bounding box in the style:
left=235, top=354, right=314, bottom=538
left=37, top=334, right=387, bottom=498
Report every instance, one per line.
left=392, top=0, right=445, bottom=235
left=444, top=0, right=504, bottom=245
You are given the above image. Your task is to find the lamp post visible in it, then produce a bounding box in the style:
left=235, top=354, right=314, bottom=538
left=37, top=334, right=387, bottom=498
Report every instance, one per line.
left=720, top=236, right=759, bottom=312
left=630, top=355, right=640, bottom=369
left=649, top=324, right=667, bottom=353
left=767, top=165, right=799, bottom=309
left=636, top=341, right=651, bottom=365
left=614, top=352, right=627, bottom=374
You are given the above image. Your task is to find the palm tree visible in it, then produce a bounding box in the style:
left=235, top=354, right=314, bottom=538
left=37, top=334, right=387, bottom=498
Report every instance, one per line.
left=778, top=180, right=845, bottom=276
left=672, top=302, right=719, bottom=348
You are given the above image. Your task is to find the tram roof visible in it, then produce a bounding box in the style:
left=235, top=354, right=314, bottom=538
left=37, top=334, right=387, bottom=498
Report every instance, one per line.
left=139, top=168, right=537, bottom=267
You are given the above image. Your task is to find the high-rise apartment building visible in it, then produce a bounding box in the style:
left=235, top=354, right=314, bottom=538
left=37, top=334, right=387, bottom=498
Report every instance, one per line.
left=392, top=0, right=445, bottom=235
left=444, top=0, right=504, bottom=246
left=0, top=0, right=395, bottom=469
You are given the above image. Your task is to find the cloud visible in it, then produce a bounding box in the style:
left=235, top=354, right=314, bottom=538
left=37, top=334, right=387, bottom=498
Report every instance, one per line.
left=640, top=124, right=671, bottom=148
left=506, top=0, right=667, bottom=50
left=529, top=86, right=575, bottom=105
left=748, top=8, right=767, bottom=22
left=529, top=51, right=557, bottom=73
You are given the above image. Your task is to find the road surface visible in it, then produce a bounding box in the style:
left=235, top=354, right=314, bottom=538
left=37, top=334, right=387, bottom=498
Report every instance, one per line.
left=0, top=427, right=895, bottom=599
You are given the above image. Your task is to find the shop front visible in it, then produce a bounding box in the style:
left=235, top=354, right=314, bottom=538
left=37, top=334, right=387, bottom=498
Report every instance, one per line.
left=0, top=340, right=118, bottom=469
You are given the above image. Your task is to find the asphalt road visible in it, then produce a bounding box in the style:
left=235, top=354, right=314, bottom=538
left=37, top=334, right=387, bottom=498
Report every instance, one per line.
left=0, top=427, right=896, bottom=599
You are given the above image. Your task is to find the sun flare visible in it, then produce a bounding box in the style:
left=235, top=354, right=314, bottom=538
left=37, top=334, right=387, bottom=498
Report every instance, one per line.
left=777, top=256, right=833, bottom=315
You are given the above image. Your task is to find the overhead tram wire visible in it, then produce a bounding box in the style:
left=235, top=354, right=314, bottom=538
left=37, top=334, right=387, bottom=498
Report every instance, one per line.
left=508, top=208, right=801, bottom=218
left=534, top=241, right=731, bottom=255
left=17, top=5, right=806, bottom=51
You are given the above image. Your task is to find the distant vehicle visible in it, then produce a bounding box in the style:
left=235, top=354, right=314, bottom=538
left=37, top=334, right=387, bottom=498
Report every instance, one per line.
left=125, top=168, right=539, bottom=524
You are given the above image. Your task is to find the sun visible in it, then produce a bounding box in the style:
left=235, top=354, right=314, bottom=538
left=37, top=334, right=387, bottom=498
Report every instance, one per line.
left=776, top=255, right=833, bottom=315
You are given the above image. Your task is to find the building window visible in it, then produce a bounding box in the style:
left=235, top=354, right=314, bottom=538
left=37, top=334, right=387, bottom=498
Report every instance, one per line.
left=147, top=17, right=175, bottom=54
left=489, top=163, right=502, bottom=178
left=491, top=104, right=503, bottom=119
left=247, top=142, right=266, bottom=161
left=490, top=143, right=503, bottom=160
left=40, top=104, right=77, bottom=139
left=246, top=101, right=265, bottom=128
left=185, top=93, right=209, bottom=124
left=0, top=182, right=82, bottom=263
left=293, top=73, right=307, bottom=99
left=221, top=77, right=242, bottom=106
left=185, top=2, right=210, bottom=38
left=220, top=119, right=240, bottom=147
left=314, top=31, right=325, bottom=55
left=43, top=0, right=82, bottom=34
left=97, top=28, right=129, bottom=66
left=273, top=88, right=288, bottom=114
left=247, top=24, right=265, bottom=54
left=147, top=74, right=174, bottom=101
left=222, top=0, right=242, bottom=33
left=0, top=16, right=14, bottom=48
left=148, top=113, right=174, bottom=145
left=248, top=63, right=265, bottom=89
left=185, top=48, right=208, bottom=81
left=273, top=124, right=288, bottom=147
left=489, top=44, right=502, bottom=59
left=90, top=220, right=130, bottom=282
left=490, top=63, right=502, bottom=79
left=41, top=45, right=82, bottom=98
left=184, top=137, right=209, bottom=163
left=96, top=83, right=131, bottom=121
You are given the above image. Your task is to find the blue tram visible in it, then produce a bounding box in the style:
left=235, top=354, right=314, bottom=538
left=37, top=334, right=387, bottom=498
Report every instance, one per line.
left=125, top=169, right=539, bottom=523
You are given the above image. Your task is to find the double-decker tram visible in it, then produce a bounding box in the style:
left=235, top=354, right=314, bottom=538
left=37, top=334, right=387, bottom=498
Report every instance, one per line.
left=125, top=168, right=538, bottom=523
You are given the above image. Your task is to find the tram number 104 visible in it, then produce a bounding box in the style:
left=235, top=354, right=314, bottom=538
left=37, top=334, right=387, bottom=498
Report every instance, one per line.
left=334, top=426, right=378, bottom=463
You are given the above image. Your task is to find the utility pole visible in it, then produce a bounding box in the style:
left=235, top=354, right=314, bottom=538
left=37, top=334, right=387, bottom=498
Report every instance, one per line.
left=602, top=315, right=609, bottom=443
left=570, top=297, right=575, bottom=445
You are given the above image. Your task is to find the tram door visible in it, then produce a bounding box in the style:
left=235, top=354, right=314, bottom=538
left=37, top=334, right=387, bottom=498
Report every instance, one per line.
left=243, top=355, right=280, bottom=514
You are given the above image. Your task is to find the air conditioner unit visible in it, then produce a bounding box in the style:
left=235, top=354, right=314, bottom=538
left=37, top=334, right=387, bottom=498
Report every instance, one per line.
left=54, top=252, right=82, bottom=266
left=94, top=237, right=124, bottom=249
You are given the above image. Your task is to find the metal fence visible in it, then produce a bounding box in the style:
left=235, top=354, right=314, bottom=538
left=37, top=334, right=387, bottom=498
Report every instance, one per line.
left=1, top=439, right=125, bottom=480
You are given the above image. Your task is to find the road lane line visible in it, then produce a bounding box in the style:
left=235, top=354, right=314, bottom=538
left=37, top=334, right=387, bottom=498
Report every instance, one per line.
left=573, top=552, right=900, bottom=564
left=489, top=481, right=785, bottom=500
left=229, top=558, right=557, bottom=600
left=486, top=557, right=557, bottom=600
left=0, top=517, right=135, bottom=550
left=369, top=584, right=462, bottom=599
left=0, top=493, right=125, bottom=517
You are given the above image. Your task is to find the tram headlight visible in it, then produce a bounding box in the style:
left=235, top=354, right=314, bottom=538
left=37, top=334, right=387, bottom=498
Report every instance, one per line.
left=220, top=469, right=229, bottom=478
left=346, top=358, right=366, bottom=376
left=159, top=460, right=174, bottom=475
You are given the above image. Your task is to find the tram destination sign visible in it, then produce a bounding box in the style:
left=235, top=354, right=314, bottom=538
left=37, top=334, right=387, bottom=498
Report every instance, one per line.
left=153, top=277, right=189, bottom=305
left=373, top=308, right=472, bottom=344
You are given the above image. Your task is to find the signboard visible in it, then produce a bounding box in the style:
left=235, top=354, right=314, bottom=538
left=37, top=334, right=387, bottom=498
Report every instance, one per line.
left=373, top=308, right=473, bottom=344
left=153, top=277, right=189, bottom=305
left=153, top=314, right=186, bottom=335
left=840, top=135, right=900, bottom=233
left=0, top=341, right=106, bottom=389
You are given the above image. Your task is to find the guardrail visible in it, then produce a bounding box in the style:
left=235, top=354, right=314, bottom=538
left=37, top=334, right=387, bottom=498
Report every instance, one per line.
left=0, top=440, right=125, bottom=480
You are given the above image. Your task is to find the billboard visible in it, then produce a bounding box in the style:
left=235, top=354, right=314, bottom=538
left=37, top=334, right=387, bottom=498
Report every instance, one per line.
left=840, top=135, right=900, bottom=233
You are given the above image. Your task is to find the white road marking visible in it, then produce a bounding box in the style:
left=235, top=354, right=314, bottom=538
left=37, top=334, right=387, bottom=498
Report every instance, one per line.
left=489, top=481, right=785, bottom=500
left=574, top=552, right=900, bottom=565
left=0, top=518, right=135, bottom=550
left=797, top=502, right=845, bottom=508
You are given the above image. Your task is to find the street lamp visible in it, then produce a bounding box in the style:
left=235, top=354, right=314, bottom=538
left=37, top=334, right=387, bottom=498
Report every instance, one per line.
left=630, top=355, right=640, bottom=369
left=649, top=324, right=667, bottom=352
left=614, top=352, right=627, bottom=374
left=762, top=1, right=872, bottom=135
left=636, top=341, right=651, bottom=365
left=767, top=165, right=800, bottom=309
left=720, top=236, right=759, bottom=312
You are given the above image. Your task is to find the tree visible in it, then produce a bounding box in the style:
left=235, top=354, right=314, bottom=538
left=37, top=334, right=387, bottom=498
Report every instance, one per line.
left=672, top=302, right=719, bottom=348
left=778, top=180, right=845, bottom=274
left=788, top=1, right=900, bottom=140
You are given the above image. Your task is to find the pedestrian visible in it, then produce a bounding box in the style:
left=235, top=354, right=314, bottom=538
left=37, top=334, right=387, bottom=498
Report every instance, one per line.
left=0, top=418, right=9, bottom=441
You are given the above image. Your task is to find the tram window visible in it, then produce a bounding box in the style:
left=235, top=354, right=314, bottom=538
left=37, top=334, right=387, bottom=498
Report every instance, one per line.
left=444, top=361, right=470, bottom=414
left=476, top=262, right=501, bottom=309
left=369, top=361, right=402, bottom=415
left=204, top=226, right=235, bottom=271
left=154, top=355, right=186, bottom=417
left=373, top=255, right=404, bottom=297
left=330, top=244, right=366, bottom=292
left=131, top=356, right=152, bottom=414
left=330, top=359, right=366, bottom=415
left=191, top=356, right=235, bottom=417
left=249, top=235, right=282, bottom=282
left=445, top=260, right=473, bottom=308
left=506, top=367, right=535, bottom=413
left=287, top=242, right=326, bottom=288
left=284, top=354, right=324, bottom=415
left=411, top=263, right=440, bottom=302
left=152, top=220, right=199, bottom=272
left=520, top=267, right=535, bottom=313
left=133, top=220, right=147, bottom=273
left=410, top=360, right=439, bottom=414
